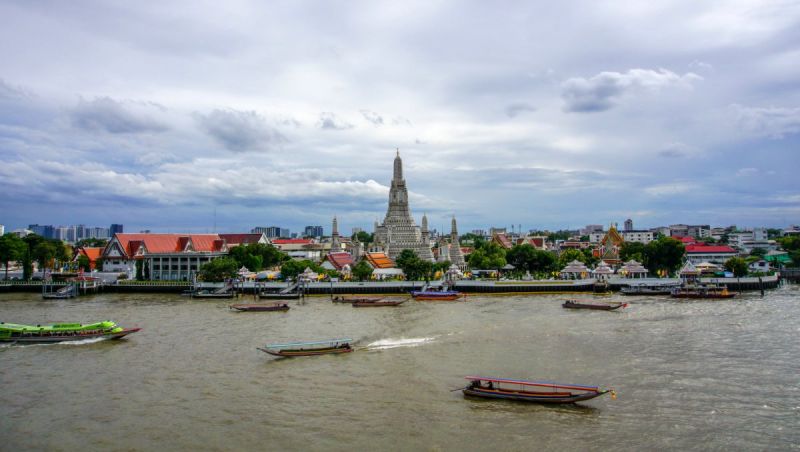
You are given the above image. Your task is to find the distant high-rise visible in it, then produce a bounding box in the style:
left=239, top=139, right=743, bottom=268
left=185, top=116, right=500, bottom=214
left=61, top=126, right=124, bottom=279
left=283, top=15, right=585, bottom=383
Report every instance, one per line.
left=29, top=224, right=55, bottom=239
left=110, top=224, right=124, bottom=236
left=624, top=219, right=633, bottom=231
left=304, top=226, right=324, bottom=237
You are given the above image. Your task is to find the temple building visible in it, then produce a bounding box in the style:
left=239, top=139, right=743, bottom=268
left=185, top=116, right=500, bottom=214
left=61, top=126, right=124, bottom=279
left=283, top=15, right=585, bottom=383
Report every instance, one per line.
left=373, top=151, right=434, bottom=262
left=449, top=216, right=466, bottom=270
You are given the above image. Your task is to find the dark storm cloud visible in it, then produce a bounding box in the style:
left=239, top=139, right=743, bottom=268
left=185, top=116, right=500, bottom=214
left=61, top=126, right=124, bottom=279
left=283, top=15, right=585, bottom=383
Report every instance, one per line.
left=318, top=112, right=354, bottom=130
left=195, top=109, right=286, bottom=152
left=71, top=97, right=168, bottom=134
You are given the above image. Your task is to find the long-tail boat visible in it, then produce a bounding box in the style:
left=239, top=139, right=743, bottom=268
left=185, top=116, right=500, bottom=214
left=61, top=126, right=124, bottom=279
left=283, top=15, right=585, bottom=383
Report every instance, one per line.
left=332, top=296, right=383, bottom=303
left=670, top=284, right=737, bottom=299
left=352, top=298, right=406, bottom=307
left=562, top=299, right=628, bottom=310
left=620, top=284, right=676, bottom=296
left=229, top=303, right=290, bottom=312
left=258, top=338, right=353, bottom=357
left=0, top=321, right=140, bottom=344
left=410, top=289, right=464, bottom=301
left=461, top=376, right=615, bottom=404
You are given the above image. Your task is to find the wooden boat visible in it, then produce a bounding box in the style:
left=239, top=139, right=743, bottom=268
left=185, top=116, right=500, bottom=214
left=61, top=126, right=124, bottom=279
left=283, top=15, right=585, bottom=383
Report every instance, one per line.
left=0, top=321, right=140, bottom=344
left=562, top=299, right=628, bottom=311
left=42, top=284, right=77, bottom=299
left=461, top=376, right=615, bottom=404
left=620, top=285, right=675, bottom=296
left=410, top=289, right=464, bottom=301
left=332, top=296, right=383, bottom=304
left=352, top=298, right=405, bottom=307
left=229, top=303, right=290, bottom=312
left=191, top=289, right=235, bottom=299
left=670, top=284, right=737, bottom=299
left=258, top=338, right=353, bottom=357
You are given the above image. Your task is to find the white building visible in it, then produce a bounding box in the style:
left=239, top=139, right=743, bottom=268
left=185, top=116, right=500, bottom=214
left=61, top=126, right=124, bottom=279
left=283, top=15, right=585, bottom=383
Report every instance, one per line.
left=589, top=229, right=655, bottom=244
left=0, top=224, right=4, bottom=236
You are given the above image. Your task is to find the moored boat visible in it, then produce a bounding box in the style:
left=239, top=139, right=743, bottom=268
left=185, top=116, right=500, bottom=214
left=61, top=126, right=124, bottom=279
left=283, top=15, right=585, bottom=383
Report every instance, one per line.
left=461, top=376, right=615, bottom=404
left=229, top=303, right=290, bottom=312
left=258, top=338, right=353, bottom=357
left=562, top=299, right=627, bottom=310
left=410, top=289, right=464, bottom=301
left=352, top=298, right=405, bottom=307
left=332, top=296, right=383, bottom=303
left=670, top=284, right=737, bottom=299
left=620, top=284, right=675, bottom=296
left=258, top=292, right=301, bottom=300
left=0, top=321, right=141, bottom=344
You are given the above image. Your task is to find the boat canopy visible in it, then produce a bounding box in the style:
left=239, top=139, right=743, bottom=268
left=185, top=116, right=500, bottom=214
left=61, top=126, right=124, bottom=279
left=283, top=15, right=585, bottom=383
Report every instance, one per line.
left=265, top=338, right=353, bottom=348
left=464, top=376, right=600, bottom=392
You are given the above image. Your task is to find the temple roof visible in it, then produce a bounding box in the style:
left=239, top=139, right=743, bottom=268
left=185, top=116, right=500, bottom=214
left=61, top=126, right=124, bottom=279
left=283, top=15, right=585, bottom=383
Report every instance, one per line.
left=107, top=233, right=227, bottom=258
left=365, top=252, right=395, bottom=269
left=324, top=252, right=354, bottom=271
left=560, top=259, right=589, bottom=273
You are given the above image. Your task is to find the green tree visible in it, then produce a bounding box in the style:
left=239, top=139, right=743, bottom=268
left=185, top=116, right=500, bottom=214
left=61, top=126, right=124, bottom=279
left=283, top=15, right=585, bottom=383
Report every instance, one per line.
left=352, top=231, right=373, bottom=244
left=135, top=259, right=144, bottom=281
left=351, top=260, right=374, bottom=281
left=0, top=234, right=26, bottom=280
left=432, top=260, right=452, bottom=274
left=33, top=241, right=57, bottom=272
left=280, top=259, right=327, bottom=280
left=395, top=249, right=433, bottom=281
left=724, top=257, right=748, bottom=277
left=547, top=230, right=573, bottom=242
left=22, top=250, right=33, bottom=280
left=77, top=255, right=91, bottom=272
left=507, top=244, right=558, bottom=276
left=749, top=247, right=767, bottom=257
left=467, top=242, right=506, bottom=270
left=459, top=233, right=482, bottom=245
left=75, top=238, right=108, bottom=248
left=643, top=237, right=685, bottom=277
left=558, top=248, right=586, bottom=268
left=619, top=242, right=646, bottom=263
left=198, top=257, right=239, bottom=281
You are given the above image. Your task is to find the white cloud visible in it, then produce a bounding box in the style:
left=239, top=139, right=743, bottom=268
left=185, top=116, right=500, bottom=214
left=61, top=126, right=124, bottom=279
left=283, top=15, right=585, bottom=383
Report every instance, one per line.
left=561, top=69, right=702, bottom=112
left=730, top=104, right=800, bottom=139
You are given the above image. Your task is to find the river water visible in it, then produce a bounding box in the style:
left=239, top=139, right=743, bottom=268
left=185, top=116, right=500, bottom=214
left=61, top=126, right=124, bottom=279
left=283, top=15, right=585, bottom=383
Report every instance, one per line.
left=1, top=286, right=798, bottom=451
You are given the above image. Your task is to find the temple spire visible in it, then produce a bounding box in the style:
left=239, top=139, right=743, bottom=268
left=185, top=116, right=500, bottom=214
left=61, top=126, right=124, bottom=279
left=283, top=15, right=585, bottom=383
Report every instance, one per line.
left=393, top=149, right=403, bottom=181
left=331, top=215, right=341, bottom=252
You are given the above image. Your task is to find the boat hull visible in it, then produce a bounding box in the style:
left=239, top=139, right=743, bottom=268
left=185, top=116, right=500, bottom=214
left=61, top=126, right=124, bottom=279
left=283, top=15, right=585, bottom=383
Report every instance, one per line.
left=0, top=328, right=141, bottom=344
left=670, top=293, right=737, bottom=299
left=562, top=301, right=626, bottom=310
left=230, top=304, right=289, bottom=312
left=191, top=292, right=235, bottom=299
left=463, top=387, right=608, bottom=404
left=332, top=296, right=382, bottom=303
left=258, top=293, right=301, bottom=300
left=258, top=346, right=353, bottom=357
left=352, top=301, right=404, bottom=307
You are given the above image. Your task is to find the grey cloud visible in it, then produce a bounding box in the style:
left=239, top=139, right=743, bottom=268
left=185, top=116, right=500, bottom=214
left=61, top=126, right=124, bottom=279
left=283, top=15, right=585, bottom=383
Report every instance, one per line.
left=391, top=117, right=412, bottom=126
left=658, top=142, right=696, bottom=158
left=0, top=78, right=32, bottom=100
left=71, top=97, right=168, bottom=134
left=505, top=103, right=536, bottom=118
left=360, top=110, right=384, bottom=126
left=730, top=104, right=800, bottom=139
left=561, top=69, right=702, bottom=113
left=196, top=109, right=286, bottom=152
left=318, top=112, right=353, bottom=130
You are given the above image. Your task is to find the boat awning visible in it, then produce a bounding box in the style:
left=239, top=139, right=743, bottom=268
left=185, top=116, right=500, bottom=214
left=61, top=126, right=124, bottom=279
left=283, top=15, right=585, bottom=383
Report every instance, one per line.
left=464, top=376, right=600, bottom=392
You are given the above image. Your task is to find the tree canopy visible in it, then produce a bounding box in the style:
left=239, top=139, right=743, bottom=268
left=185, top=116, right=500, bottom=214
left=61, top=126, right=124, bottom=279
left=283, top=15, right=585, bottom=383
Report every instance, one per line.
left=228, top=243, right=288, bottom=272
left=724, top=257, right=748, bottom=277
left=0, top=234, right=26, bottom=279
left=280, top=259, right=327, bottom=280
left=643, top=237, right=685, bottom=277
left=351, top=260, right=374, bottom=281
left=395, top=249, right=433, bottom=281
left=198, top=257, right=239, bottom=281
left=467, top=241, right=506, bottom=270
left=506, top=244, right=557, bottom=276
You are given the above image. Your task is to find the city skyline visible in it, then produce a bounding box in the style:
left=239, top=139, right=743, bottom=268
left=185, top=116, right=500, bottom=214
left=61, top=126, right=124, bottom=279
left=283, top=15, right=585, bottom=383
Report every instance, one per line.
left=1, top=1, right=799, bottom=233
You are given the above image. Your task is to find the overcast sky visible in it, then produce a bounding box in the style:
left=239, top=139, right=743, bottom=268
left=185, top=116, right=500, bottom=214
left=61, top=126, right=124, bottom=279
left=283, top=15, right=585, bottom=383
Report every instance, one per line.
left=1, top=0, right=799, bottom=235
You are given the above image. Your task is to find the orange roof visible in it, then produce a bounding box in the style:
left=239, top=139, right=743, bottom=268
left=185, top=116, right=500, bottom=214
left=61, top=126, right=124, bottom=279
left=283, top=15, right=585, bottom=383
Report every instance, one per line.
left=365, top=252, right=395, bottom=269
left=110, top=233, right=227, bottom=257
left=79, top=247, right=103, bottom=261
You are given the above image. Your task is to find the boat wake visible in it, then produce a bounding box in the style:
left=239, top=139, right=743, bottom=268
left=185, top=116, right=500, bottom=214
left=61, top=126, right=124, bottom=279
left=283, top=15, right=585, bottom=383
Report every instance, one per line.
left=6, top=337, right=109, bottom=347
left=365, top=336, right=437, bottom=350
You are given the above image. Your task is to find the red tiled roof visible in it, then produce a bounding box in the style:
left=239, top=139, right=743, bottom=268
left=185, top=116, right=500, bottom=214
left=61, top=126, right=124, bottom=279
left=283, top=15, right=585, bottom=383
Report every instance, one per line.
left=493, top=233, right=513, bottom=249
left=675, top=236, right=697, bottom=244
left=325, top=252, right=355, bottom=270
left=272, top=239, right=313, bottom=245
left=80, top=247, right=103, bottom=261
left=685, top=244, right=736, bottom=253
left=111, top=233, right=226, bottom=257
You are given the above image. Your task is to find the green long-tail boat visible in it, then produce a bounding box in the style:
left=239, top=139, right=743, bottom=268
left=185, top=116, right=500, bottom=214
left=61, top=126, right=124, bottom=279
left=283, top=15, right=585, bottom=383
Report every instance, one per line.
left=0, top=321, right=141, bottom=344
